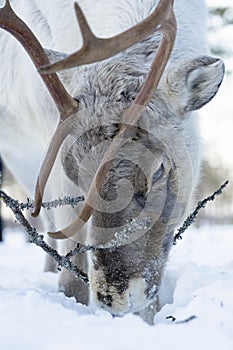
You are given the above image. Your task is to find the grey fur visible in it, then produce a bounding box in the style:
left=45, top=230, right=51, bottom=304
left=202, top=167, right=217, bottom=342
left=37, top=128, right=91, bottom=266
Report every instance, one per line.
left=59, top=53, right=224, bottom=321
left=0, top=0, right=225, bottom=323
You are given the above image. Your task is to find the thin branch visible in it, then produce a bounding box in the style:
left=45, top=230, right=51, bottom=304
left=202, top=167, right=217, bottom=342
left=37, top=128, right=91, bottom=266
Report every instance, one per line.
left=7, top=195, right=84, bottom=211
left=0, top=171, right=229, bottom=276
left=173, top=180, right=229, bottom=245
left=166, top=315, right=197, bottom=324
left=0, top=188, right=89, bottom=285
left=175, top=315, right=197, bottom=324
left=65, top=244, right=96, bottom=259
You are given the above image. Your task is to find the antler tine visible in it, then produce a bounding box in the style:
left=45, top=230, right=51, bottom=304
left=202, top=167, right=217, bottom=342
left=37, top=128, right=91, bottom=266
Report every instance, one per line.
left=39, top=0, right=175, bottom=74
left=48, top=136, right=127, bottom=239
left=48, top=0, right=177, bottom=240
left=0, top=0, right=79, bottom=216
left=32, top=120, right=73, bottom=217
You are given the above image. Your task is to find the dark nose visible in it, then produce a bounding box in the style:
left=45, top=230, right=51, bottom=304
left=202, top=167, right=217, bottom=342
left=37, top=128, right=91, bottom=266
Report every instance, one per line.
left=97, top=292, right=113, bottom=307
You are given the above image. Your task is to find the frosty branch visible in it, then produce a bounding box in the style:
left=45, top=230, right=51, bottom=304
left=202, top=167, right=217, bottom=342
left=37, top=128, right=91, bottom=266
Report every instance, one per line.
left=0, top=173, right=228, bottom=279
left=0, top=186, right=89, bottom=285
left=5, top=194, right=85, bottom=211
left=173, top=180, right=229, bottom=245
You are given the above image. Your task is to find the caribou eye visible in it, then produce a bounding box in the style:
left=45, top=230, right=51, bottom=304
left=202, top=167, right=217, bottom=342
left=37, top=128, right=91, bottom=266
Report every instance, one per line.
left=152, top=164, right=164, bottom=184
left=116, top=90, right=127, bottom=102
left=133, top=191, right=147, bottom=208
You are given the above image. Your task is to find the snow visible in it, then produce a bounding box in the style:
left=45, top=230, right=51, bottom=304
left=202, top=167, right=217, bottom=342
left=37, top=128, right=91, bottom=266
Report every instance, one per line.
left=1, top=225, right=233, bottom=350
left=199, top=0, right=233, bottom=171
left=206, top=0, right=233, bottom=7
left=0, top=1, right=232, bottom=349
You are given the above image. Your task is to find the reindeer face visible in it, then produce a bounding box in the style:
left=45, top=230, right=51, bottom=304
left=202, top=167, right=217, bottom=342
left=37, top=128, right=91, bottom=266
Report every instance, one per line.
left=60, top=53, right=224, bottom=314
left=61, top=102, right=188, bottom=314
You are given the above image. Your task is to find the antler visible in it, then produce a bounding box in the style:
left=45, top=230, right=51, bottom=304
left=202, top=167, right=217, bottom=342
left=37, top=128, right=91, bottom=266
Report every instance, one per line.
left=0, top=0, right=79, bottom=217
left=0, top=0, right=176, bottom=238
left=47, top=0, right=177, bottom=239
left=39, top=0, right=175, bottom=74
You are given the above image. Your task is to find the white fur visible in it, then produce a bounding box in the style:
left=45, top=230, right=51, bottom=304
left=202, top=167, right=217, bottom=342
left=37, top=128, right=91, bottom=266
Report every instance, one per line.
left=0, top=0, right=207, bottom=193
left=0, top=1, right=224, bottom=322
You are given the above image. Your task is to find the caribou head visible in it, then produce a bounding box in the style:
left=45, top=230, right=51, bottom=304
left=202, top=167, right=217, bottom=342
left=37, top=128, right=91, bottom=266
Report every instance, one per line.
left=0, top=0, right=224, bottom=317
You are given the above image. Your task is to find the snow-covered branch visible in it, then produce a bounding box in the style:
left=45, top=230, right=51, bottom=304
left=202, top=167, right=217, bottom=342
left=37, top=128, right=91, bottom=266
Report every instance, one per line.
left=5, top=195, right=85, bottom=211
left=0, top=170, right=228, bottom=279
left=0, top=187, right=89, bottom=285
left=173, top=180, right=229, bottom=245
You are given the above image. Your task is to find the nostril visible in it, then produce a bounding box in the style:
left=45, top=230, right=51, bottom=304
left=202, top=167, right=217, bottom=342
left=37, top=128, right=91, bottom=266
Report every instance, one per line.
left=97, top=292, right=113, bottom=307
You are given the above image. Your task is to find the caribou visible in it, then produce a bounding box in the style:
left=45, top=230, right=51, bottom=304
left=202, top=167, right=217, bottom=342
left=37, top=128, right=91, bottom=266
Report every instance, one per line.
left=0, top=0, right=224, bottom=323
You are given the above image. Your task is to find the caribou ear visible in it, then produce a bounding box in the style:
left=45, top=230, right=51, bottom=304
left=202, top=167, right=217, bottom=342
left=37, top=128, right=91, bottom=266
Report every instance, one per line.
left=167, top=56, right=225, bottom=112
left=184, top=56, right=225, bottom=111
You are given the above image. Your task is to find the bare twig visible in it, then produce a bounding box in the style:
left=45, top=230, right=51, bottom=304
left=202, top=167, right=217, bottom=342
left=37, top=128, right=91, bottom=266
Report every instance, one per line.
left=166, top=315, right=197, bottom=324
left=175, top=315, right=197, bottom=324
left=0, top=188, right=89, bottom=285
left=173, top=180, right=229, bottom=245
left=166, top=315, right=176, bottom=322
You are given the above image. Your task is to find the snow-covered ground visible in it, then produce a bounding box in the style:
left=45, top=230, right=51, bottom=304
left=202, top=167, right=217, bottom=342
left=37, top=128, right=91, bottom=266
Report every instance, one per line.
left=0, top=225, right=233, bottom=350
left=0, top=1, right=232, bottom=349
